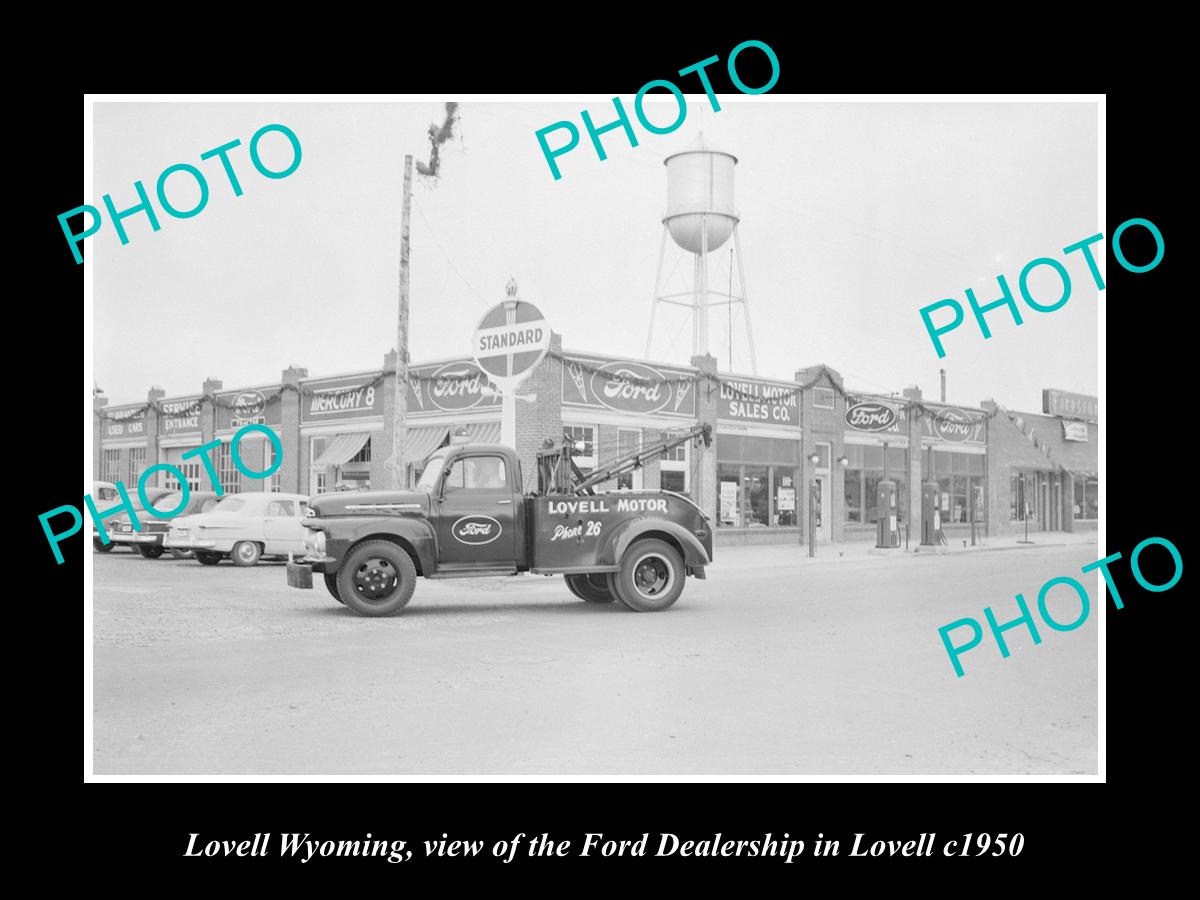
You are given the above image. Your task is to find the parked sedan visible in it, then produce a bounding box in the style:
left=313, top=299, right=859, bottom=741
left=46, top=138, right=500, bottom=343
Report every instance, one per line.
left=108, top=490, right=221, bottom=559
left=165, top=492, right=311, bottom=566
left=92, top=482, right=173, bottom=553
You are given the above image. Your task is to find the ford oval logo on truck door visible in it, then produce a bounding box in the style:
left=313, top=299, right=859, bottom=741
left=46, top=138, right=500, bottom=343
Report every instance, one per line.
left=452, top=515, right=502, bottom=545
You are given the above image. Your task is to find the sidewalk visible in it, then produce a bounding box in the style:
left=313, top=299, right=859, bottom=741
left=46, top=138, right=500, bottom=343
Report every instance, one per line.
left=712, top=531, right=1098, bottom=570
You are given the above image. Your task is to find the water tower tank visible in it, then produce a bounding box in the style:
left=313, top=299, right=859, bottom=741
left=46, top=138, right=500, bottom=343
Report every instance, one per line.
left=663, top=133, right=739, bottom=255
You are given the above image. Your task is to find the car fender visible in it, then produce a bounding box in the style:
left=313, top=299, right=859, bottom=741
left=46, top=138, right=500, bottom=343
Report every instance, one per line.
left=604, top=517, right=712, bottom=570
left=314, top=516, right=437, bottom=575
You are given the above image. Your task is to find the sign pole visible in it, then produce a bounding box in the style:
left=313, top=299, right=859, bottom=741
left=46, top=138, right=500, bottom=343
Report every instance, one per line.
left=391, top=154, right=413, bottom=490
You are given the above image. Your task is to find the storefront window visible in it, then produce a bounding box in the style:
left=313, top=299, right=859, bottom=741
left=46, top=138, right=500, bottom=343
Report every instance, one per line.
left=616, top=429, right=642, bottom=490
left=716, top=435, right=802, bottom=529
left=102, top=449, right=121, bottom=484
left=844, top=444, right=908, bottom=525
left=922, top=450, right=985, bottom=524
left=1074, top=477, right=1098, bottom=519
left=128, top=447, right=146, bottom=486
left=661, top=470, right=686, bottom=493
left=217, top=442, right=240, bottom=494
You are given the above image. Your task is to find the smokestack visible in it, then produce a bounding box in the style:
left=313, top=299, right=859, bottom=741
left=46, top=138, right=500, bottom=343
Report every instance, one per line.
left=939, top=368, right=946, bottom=403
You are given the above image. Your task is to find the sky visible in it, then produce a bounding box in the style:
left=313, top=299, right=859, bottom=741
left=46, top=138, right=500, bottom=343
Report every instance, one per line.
left=93, top=99, right=1099, bottom=413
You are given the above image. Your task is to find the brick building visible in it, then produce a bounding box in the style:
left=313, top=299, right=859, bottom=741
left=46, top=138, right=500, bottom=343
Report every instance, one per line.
left=94, top=340, right=1098, bottom=547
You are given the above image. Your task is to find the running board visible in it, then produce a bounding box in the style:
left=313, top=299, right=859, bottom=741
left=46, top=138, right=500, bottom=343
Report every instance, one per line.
left=429, top=564, right=519, bottom=579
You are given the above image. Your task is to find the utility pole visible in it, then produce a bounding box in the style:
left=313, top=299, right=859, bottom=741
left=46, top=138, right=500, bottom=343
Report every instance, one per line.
left=391, top=154, right=413, bottom=490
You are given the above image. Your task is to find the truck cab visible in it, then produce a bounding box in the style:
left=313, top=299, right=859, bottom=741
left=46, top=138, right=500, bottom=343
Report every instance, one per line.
left=287, top=427, right=714, bottom=617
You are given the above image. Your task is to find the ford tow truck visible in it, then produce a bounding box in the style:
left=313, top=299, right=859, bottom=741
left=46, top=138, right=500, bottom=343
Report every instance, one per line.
left=285, top=423, right=714, bottom=616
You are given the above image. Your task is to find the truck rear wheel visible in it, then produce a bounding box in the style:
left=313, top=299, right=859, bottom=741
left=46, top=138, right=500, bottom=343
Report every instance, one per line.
left=609, top=539, right=685, bottom=612
left=565, top=573, right=615, bottom=603
left=337, top=540, right=416, bottom=617
left=324, top=572, right=345, bottom=604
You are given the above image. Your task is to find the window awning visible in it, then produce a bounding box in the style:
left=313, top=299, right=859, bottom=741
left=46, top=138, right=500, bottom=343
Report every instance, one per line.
left=312, top=431, right=371, bottom=468
left=402, top=425, right=450, bottom=462
left=463, top=421, right=501, bottom=444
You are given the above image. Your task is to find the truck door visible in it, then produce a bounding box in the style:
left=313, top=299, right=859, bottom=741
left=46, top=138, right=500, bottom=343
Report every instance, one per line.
left=435, top=452, right=518, bottom=565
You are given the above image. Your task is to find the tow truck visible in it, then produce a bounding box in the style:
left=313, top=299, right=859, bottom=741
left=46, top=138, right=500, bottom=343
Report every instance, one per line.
left=285, top=423, right=714, bottom=616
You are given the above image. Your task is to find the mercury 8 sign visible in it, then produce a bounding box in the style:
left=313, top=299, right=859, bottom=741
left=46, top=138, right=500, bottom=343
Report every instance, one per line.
left=301, top=374, right=385, bottom=424
left=562, top=356, right=697, bottom=418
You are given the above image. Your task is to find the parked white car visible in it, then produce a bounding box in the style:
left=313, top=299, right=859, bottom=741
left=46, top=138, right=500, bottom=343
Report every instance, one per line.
left=165, top=492, right=311, bottom=566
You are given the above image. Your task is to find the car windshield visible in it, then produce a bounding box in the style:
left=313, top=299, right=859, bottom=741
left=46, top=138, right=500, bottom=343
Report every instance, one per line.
left=152, top=492, right=183, bottom=512
left=209, top=497, right=248, bottom=514
left=417, top=454, right=446, bottom=491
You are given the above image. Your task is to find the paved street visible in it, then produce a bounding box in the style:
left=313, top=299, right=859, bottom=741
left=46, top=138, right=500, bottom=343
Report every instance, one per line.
left=92, top=541, right=1099, bottom=775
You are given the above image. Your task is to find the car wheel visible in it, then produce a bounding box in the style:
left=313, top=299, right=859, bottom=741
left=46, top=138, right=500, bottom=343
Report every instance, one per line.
left=136, top=544, right=165, bottom=560
left=195, top=551, right=223, bottom=566
left=337, top=540, right=417, bottom=617
left=324, top=572, right=345, bottom=604
left=609, top=539, right=685, bottom=612
left=231, top=541, right=262, bottom=567
left=565, top=573, right=616, bottom=603
left=93, top=538, right=113, bottom=553
left=169, top=549, right=193, bottom=560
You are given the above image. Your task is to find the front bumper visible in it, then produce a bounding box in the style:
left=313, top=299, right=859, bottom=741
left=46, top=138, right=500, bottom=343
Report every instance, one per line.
left=286, top=555, right=337, bottom=589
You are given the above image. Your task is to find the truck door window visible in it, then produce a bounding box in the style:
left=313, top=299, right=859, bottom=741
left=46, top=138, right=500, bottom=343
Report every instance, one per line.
left=445, top=456, right=507, bottom=491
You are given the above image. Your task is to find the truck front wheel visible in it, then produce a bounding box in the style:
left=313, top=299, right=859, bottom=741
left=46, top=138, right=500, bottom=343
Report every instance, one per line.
left=608, top=539, right=685, bottom=612
left=565, top=573, right=615, bottom=603
left=337, top=540, right=417, bottom=617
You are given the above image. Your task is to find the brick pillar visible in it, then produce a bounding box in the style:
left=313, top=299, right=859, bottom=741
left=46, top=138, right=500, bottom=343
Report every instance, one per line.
left=690, top=353, right=719, bottom=521
left=200, top=377, right=225, bottom=491
left=981, top=399, right=999, bottom=536
left=903, top=385, right=924, bottom=543
left=146, top=387, right=165, bottom=484
left=281, top=366, right=307, bottom=494
left=374, top=350, right=399, bottom=489
left=93, top=393, right=108, bottom=481
left=515, top=333, right=564, bottom=492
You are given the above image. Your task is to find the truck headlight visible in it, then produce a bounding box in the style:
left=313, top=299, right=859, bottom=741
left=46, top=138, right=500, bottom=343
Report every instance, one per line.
left=304, top=528, right=326, bottom=557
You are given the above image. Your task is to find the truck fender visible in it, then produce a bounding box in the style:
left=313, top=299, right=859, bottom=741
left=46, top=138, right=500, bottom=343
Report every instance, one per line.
left=322, top=516, right=438, bottom=576
left=605, top=518, right=712, bottom=571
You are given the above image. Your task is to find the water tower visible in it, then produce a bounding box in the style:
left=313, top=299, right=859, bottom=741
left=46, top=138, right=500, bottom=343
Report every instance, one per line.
left=646, top=133, right=758, bottom=373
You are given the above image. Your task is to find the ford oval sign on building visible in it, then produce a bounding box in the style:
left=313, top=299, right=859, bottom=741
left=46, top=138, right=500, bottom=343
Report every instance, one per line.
left=591, top=361, right=674, bottom=415
left=933, top=407, right=973, bottom=443
left=845, top=401, right=898, bottom=432
left=452, top=515, right=503, bottom=545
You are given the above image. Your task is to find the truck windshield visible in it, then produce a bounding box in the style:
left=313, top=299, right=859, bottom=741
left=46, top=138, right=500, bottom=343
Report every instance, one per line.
left=417, top=454, right=446, bottom=491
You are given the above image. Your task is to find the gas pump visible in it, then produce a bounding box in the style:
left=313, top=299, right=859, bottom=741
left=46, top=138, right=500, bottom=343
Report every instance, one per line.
left=921, top=480, right=938, bottom=546
left=875, top=479, right=899, bottom=548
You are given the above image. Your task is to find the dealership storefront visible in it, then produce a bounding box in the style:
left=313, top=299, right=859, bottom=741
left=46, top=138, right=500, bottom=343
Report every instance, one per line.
left=93, top=340, right=1097, bottom=547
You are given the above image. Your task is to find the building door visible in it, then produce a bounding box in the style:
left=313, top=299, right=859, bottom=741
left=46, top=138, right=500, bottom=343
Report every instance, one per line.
left=815, top=476, right=829, bottom=543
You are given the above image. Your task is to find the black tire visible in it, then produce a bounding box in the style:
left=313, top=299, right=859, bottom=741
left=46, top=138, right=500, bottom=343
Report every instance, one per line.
left=169, top=549, right=193, bottom=560
left=231, top=541, right=262, bottom=567
left=93, top=538, right=114, bottom=553
left=324, top=572, right=345, bottom=605
left=136, top=544, right=165, bottom=560
left=336, top=540, right=417, bottom=617
left=609, top=539, right=686, bottom=612
left=195, top=551, right=222, bottom=566
left=565, top=573, right=616, bottom=603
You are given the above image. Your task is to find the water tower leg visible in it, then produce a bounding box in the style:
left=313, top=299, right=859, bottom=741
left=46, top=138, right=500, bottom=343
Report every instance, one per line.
left=734, top=226, right=758, bottom=375
left=697, top=213, right=710, bottom=357
left=645, top=225, right=669, bottom=359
